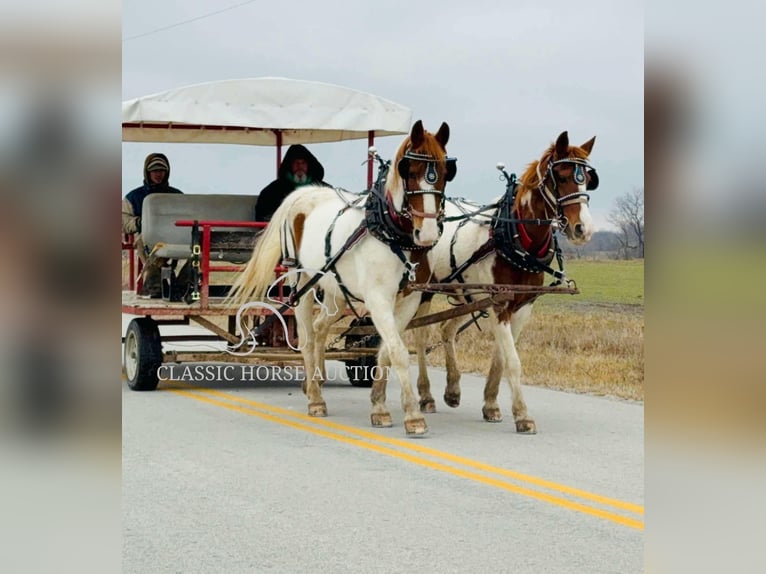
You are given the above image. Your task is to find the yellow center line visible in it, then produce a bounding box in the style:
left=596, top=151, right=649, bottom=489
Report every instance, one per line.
left=192, top=387, right=643, bottom=516
left=169, top=387, right=644, bottom=531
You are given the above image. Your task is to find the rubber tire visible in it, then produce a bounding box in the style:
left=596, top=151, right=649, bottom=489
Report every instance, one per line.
left=124, top=318, right=162, bottom=391
left=343, top=317, right=380, bottom=388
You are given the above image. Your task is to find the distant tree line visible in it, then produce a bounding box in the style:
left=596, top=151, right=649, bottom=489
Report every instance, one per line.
left=558, top=187, right=644, bottom=260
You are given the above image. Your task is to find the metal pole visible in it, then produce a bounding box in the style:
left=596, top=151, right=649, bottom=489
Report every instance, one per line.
left=275, top=130, right=283, bottom=176
left=367, top=130, right=374, bottom=189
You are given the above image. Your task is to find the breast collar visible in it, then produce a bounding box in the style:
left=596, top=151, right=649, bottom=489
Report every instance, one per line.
left=490, top=180, right=557, bottom=272
left=364, top=180, right=433, bottom=252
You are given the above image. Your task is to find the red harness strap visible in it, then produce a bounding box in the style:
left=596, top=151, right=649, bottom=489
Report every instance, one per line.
left=515, top=209, right=552, bottom=258
left=386, top=191, right=413, bottom=234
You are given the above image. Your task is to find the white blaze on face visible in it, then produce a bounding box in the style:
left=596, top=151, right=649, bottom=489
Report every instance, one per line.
left=414, top=184, right=441, bottom=246
left=575, top=202, right=594, bottom=243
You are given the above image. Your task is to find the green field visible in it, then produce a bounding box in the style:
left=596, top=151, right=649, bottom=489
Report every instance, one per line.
left=539, top=259, right=644, bottom=307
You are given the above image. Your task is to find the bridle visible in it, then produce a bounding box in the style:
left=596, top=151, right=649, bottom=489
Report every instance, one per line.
left=535, top=155, right=599, bottom=230
left=394, top=149, right=457, bottom=225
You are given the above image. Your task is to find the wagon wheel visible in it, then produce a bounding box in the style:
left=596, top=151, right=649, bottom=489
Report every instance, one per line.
left=124, top=318, right=163, bottom=391
left=343, top=317, right=380, bottom=387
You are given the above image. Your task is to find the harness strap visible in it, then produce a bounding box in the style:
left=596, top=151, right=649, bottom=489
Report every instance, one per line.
left=323, top=218, right=368, bottom=305
left=248, top=220, right=368, bottom=342
left=442, top=237, right=495, bottom=284
left=443, top=198, right=498, bottom=222
left=501, top=235, right=567, bottom=284
left=516, top=216, right=552, bottom=259
left=247, top=266, right=327, bottom=342
left=448, top=218, right=470, bottom=271
left=388, top=241, right=419, bottom=291
left=186, top=220, right=201, bottom=303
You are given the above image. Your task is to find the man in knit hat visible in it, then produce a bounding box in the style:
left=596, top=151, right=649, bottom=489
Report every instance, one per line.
left=255, top=144, right=330, bottom=222
left=122, top=152, right=184, bottom=297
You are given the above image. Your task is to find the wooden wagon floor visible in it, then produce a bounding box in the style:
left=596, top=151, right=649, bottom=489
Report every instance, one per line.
left=121, top=290, right=288, bottom=315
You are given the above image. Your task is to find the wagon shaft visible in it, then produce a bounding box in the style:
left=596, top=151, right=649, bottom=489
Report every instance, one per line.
left=405, top=293, right=515, bottom=330
left=404, top=282, right=579, bottom=330
left=407, top=282, right=579, bottom=296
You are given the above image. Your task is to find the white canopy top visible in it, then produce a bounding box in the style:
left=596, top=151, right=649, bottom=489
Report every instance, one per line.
left=122, top=77, right=413, bottom=146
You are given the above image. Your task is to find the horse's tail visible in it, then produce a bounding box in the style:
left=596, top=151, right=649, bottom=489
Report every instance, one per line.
left=227, top=194, right=301, bottom=307
left=227, top=186, right=332, bottom=307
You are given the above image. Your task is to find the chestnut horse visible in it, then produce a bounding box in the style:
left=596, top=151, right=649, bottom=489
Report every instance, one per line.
left=412, top=131, right=598, bottom=433
left=230, top=121, right=455, bottom=436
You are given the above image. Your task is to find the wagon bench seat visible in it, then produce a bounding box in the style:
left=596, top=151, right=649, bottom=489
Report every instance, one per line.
left=141, top=193, right=261, bottom=261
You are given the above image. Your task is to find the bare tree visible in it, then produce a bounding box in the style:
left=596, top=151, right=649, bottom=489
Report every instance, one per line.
left=608, top=188, right=644, bottom=259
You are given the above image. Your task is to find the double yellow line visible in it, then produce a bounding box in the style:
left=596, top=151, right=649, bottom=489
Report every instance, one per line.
left=168, top=386, right=644, bottom=531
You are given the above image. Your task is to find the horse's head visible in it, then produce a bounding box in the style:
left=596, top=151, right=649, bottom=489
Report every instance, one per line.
left=388, top=120, right=455, bottom=247
left=520, top=131, right=598, bottom=245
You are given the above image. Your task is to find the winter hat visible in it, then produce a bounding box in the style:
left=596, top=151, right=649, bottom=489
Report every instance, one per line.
left=147, top=157, right=169, bottom=172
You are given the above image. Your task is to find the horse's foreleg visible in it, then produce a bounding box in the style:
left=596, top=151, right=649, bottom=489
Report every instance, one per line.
left=508, top=304, right=536, bottom=433
left=482, top=339, right=504, bottom=422
left=441, top=317, right=462, bottom=408
left=295, top=296, right=326, bottom=417
left=370, top=346, right=392, bottom=427
left=489, top=306, right=536, bottom=433
left=413, top=301, right=436, bottom=413
left=368, top=294, right=427, bottom=436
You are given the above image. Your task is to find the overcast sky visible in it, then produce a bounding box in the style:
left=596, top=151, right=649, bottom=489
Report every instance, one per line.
left=122, top=0, right=643, bottom=230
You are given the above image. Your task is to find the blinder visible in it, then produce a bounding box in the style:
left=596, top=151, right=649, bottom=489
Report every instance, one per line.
left=586, top=167, right=599, bottom=190
left=549, top=158, right=599, bottom=192
left=446, top=157, right=457, bottom=182
left=396, top=154, right=457, bottom=183
left=396, top=158, right=408, bottom=180
left=572, top=163, right=599, bottom=191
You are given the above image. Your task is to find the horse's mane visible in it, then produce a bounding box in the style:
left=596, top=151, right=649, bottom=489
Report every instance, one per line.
left=518, top=142, right=591, bottom=192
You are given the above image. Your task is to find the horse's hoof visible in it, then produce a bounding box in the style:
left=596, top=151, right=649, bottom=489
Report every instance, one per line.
left=482, top=406, right=503, bottom=422
left=308, top=402, right=327, bottom=417
left=371, top=413, right=393, bottom=428
left=515, top=419, right=537, bottom=434
left=419, top=399, right=436, bottom=414
left=404, top=418, right=428, bottom=436
left=444, top=392, right=461, bottom=408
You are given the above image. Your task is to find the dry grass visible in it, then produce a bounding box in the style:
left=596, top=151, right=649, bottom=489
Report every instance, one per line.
left=404, top=258, right=645, bottom=402
left=404, top=300, right=643, bottom=402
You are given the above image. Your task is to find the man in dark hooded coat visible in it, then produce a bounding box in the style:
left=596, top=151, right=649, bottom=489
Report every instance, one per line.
left=122, top=152, right=184, bottom=297
left=255, top=144, right=329, bottom=221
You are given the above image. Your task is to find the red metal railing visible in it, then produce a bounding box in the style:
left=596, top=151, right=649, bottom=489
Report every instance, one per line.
left=121, top=233, right=143, bottom=291
left=121, top=221, right=293, bottom=309
left=174, top=220, right=268, bottom=308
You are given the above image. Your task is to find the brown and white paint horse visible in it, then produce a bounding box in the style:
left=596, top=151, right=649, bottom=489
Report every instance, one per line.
left=230, top=121, right=454, bottom=436
left=412, top=131, right=597, bottom=432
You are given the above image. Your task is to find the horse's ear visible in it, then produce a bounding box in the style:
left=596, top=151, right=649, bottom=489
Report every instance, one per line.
left=555, top=131, right=569, bottom=159
left=580, top=136, right=596, bottom=155
left=410, top=120, right=425, bottom=148
left=435, top=122, right=450, bottom=148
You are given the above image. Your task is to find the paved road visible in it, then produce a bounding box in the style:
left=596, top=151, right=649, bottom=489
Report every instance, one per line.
left=123, top=350, right=643, bottom=573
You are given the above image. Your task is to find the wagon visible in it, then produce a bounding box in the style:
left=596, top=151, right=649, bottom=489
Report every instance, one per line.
left=121, top=78, right=582, bottom=395
left=122, top=77, right=413, bottom=391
